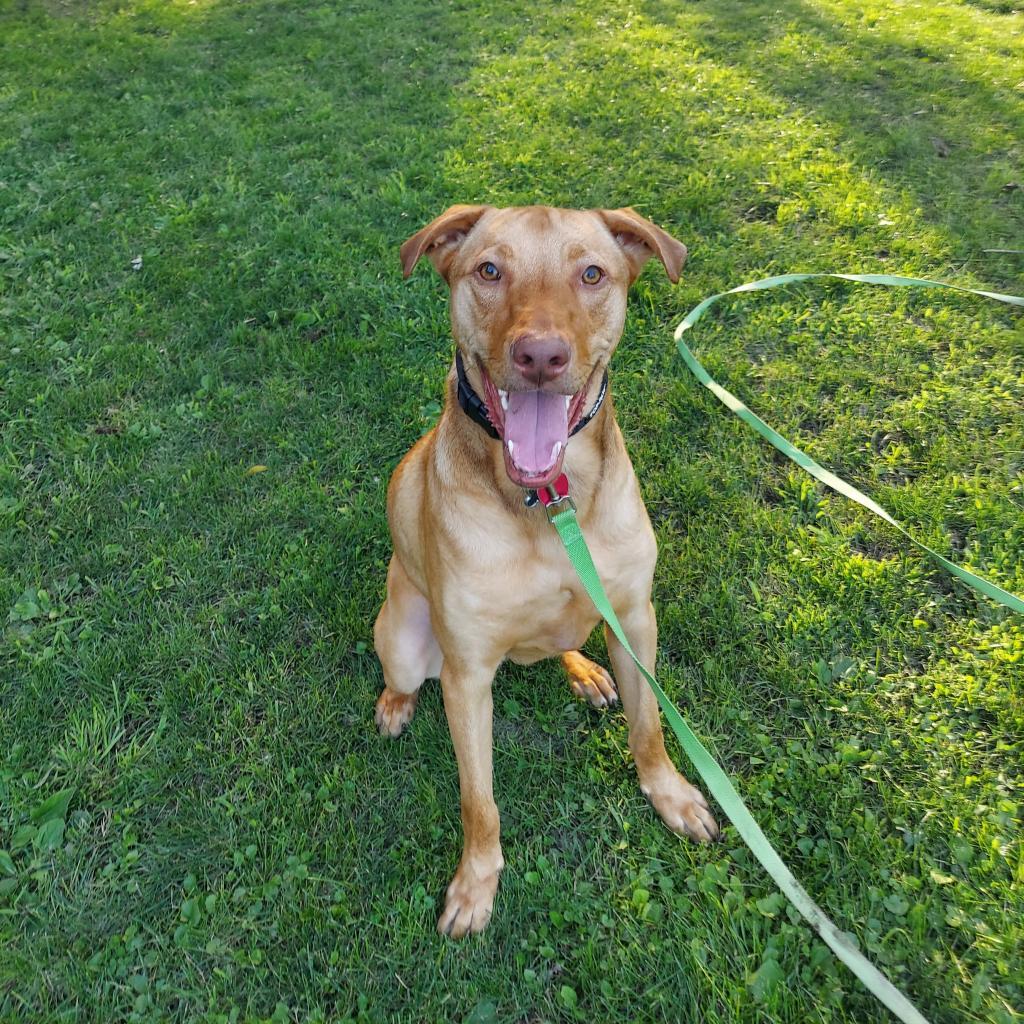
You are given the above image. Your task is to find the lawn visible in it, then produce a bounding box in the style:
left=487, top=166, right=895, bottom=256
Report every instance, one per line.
left=0, top=0, right=1022, bottom=1021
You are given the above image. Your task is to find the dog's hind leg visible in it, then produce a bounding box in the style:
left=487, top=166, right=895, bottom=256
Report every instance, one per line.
left=561, top=650, right=618, bottom=708
left=373, top=555, right=442, bottom=737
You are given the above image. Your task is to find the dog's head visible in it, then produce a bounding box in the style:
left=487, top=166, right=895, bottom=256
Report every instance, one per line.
left=400, top=205, right=686, bottom=488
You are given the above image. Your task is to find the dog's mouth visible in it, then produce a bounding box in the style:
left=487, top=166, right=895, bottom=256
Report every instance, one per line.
left=477, top=364, right=598, bottom=489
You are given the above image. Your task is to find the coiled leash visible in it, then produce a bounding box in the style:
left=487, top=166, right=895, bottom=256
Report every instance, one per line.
left=675, top=273, right=1024, bottom=614
left=541, top=274, right=1024, bottom=1024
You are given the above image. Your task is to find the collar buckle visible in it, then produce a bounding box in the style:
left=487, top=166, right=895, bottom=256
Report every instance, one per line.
left=533, top=473, right=575, bottom=521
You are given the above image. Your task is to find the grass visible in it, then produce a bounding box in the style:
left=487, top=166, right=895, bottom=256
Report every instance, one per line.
left=0, top=0, right=1022, bottom=1020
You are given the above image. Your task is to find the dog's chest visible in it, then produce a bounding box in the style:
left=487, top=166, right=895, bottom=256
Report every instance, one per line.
left=501, top=526, right=640, bottom=664
left=504, top=582, right=599, bottom=664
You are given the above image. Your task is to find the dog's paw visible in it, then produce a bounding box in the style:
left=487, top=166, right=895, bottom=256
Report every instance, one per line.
left=642, top=771, right=719, bottom=843
left=563, top=651, right=618, bottom=708
left=437, top=857, right=502, bottom=939
left=375, top=688, right=418, bottom=737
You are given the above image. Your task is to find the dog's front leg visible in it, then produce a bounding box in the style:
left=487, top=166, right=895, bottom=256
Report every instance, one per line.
left=605, top=600, right=719, bottom=842
left=436, top=656, right=504, bottom=937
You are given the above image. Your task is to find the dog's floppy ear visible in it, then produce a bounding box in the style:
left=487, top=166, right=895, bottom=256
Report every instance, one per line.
left=400, top=204, right=493, bottom=281
left=595, top=207, right=687, bottom=284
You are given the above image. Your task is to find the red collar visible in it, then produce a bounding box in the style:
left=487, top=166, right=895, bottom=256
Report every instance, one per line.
left=524, top=471, right=574, bottom=514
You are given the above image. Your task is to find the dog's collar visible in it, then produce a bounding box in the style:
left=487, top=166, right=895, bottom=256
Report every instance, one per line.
left=454, top=350, right=609, bottom=442
left=455, top=350, right=501, bottom=439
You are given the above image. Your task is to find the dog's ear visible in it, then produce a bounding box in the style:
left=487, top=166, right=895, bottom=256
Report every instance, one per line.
left=400, top=204, right=494, bottom=281
left=595, top=207, right=687, bottom=284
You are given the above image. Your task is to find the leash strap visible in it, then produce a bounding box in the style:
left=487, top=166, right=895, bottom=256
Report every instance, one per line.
left=674, top=272, right=1024, bottom=614
left=547, top=501, right=931, bottom=1024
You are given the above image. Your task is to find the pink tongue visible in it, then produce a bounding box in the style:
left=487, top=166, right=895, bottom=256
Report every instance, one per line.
left=504, top=390, right=569, bottom=474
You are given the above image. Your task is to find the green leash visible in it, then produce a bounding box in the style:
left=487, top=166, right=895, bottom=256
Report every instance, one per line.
left=675, top=272, right=1024, bottom=614
left=547, top=496, right=931, bottom=1024
left=545, top=273, right=1022, bottom=1022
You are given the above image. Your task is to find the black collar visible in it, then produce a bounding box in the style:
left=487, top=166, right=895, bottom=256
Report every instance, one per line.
left=455, top=350, right=501, bottom=439
left=454, top=350, right=608, bottom=441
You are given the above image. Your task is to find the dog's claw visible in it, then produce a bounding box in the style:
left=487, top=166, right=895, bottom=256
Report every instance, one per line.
left=564, top=654, right=618, bottom=708
left=375, top=688, right=418, bottom=737
left=437, top=859, right=501, bottom=939
left=643, top=773, right=719, bottom=843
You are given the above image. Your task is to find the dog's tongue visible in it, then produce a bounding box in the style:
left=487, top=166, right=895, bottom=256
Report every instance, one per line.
left=504, top=390, right=568, bottom=474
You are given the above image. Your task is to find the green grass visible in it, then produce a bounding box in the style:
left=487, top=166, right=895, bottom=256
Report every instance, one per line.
left=1, top=0, right=1022, bottom=1020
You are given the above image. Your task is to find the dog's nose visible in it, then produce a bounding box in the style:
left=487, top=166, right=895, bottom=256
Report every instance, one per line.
left=511, top=334, right=570, bottom=386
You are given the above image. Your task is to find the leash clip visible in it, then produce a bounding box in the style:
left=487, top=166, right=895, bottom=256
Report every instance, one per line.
left=533, top=472, right=575, bottom=522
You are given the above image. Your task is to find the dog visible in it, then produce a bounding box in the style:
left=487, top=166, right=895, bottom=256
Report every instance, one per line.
left=374, top=205, right=718, bottom=938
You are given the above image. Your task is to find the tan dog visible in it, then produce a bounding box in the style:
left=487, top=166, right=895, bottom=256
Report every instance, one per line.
left=374, top=205, right=718, bottom=938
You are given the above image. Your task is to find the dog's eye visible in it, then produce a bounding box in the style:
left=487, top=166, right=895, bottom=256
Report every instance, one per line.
left=581, top=265, right=604, bottom=285
left=477, top=262, right=501, bottom=282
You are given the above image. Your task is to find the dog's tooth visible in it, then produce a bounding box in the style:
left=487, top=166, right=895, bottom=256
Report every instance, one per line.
left=499, top=389, right=509, bottom=411
left=563, top=395, right=571, bottom=410
left=550, top=441, right=563, bottom=462
left=506, top=439, right=515, bottom=456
